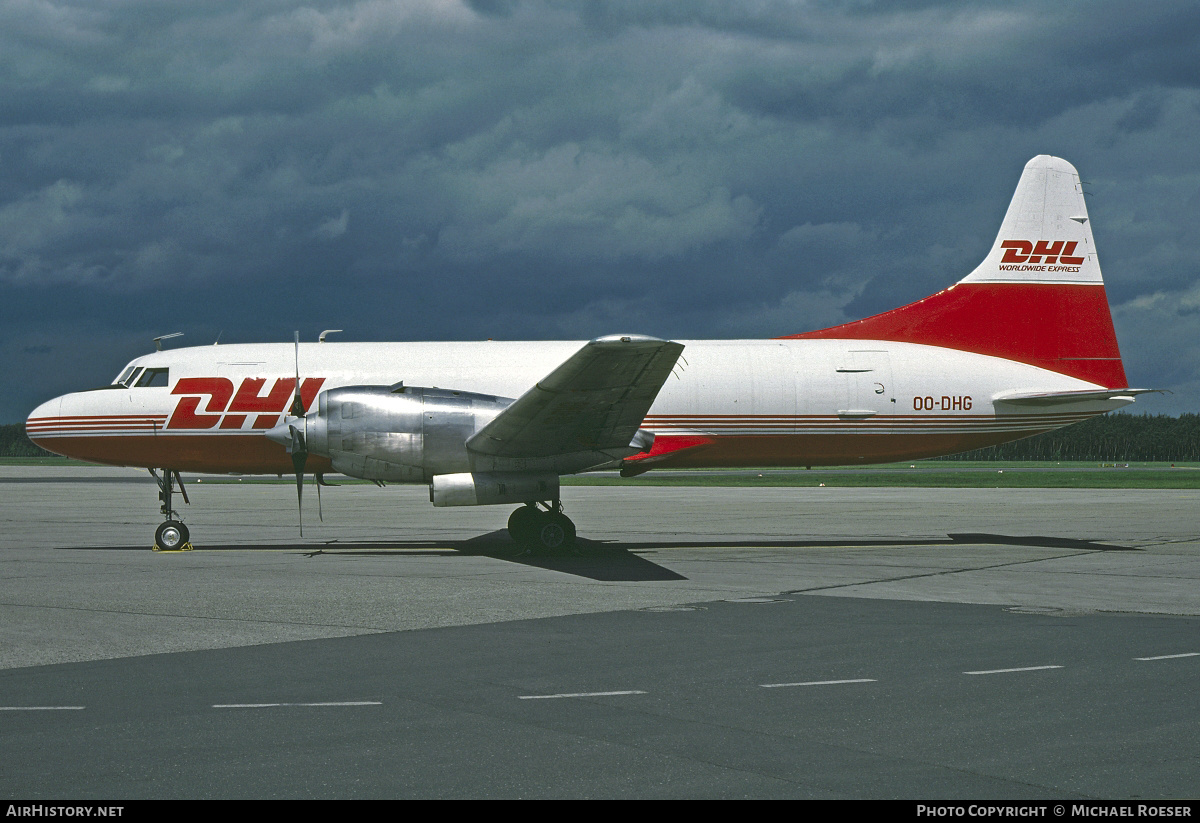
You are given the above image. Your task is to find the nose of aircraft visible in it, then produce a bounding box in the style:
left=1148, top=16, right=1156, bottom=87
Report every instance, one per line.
left=25, top=395, right=65, bottom=455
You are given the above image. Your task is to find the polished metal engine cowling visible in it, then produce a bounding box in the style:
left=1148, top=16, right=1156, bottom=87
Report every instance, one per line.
left=429, top=472, right=559, bottom=507
left=304, top=385, right=511, bottom=482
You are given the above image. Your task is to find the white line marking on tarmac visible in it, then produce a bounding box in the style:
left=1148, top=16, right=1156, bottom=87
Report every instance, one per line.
left=761, top=679, right=877, bottom=688
left=1134, top=652, right=1200, bottom=661
left=0, top=706, right=85, bottom=711
left=518, top=690, right=647, bottom=700
left=964, top=666, right=1063, bottom=675
left=212, top=701, right=382, bottom=708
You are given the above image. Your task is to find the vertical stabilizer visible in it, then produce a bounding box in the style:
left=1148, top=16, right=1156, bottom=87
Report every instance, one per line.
left=962, top=155, right=1100, bottom=285
left=783, top=156, right=1128, bottom=388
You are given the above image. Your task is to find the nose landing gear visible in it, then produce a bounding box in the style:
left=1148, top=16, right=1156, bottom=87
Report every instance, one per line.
left=154, top=519, right=190, bottom=551
left=150, top=469, right=193, bottom=552
left=507, top=500, right=576, bottom=552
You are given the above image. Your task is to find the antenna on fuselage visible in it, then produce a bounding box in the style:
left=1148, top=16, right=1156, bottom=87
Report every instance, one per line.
left=152, top=332, right=184, bottom=351
left=319, top=329, right=342, bottom=343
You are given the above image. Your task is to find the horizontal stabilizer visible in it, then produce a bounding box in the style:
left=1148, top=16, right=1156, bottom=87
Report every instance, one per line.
left=992, top=388, right=1159, bottom=406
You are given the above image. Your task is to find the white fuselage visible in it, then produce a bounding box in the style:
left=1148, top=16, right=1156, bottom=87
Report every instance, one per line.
left=27, top=338, right=1124, bottom=474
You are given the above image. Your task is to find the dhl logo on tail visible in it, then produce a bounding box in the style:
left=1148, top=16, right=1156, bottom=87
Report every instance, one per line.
left=999, top=240, right=1085, bottom=265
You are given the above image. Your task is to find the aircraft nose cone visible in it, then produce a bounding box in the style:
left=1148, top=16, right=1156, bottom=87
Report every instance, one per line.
left=25, top=396, right=64, bottom=453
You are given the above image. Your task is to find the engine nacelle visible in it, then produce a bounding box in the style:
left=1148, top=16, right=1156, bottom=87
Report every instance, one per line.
left=429, top=472, right=559, bottom=507
left=305, top=385, right=512, bottom=482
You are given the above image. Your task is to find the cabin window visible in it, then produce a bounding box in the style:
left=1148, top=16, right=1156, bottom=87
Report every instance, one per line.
left=135, top=368, right=170, bottom=388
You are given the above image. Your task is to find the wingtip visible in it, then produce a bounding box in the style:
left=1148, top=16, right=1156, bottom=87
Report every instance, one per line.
left=592, top=333, right=667, bottom=345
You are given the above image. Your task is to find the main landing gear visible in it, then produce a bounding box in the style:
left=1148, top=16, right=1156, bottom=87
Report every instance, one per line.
left=149, top=469, right=192, bottom=552
left=507, top=501, right=576, bottom=552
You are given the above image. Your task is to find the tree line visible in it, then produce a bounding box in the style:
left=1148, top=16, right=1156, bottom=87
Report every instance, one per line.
left=3, top=412, right=1198, bottom=462
left=930, top=412, right=1200, bottom=462
left=1, top=423, right=53, bottom=457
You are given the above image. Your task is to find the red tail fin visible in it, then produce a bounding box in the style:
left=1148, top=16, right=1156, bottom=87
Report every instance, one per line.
left=782, top=156, right=1128, bottom=388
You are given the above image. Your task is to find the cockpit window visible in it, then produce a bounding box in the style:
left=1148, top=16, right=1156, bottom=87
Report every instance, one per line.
left=115, top=366, right=137, bottom=386
left=135, top=368, right=170, bottom=388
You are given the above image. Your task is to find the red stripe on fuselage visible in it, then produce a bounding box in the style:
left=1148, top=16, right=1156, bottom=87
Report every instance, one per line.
left=29, top=433, right=329, bottom=475
left=31, top=424, right=1078, bottom=474
left=635, top=429, right=1066, bottom=467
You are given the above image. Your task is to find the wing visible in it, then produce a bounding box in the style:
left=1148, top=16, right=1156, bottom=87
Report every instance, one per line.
left=467, top=334, right=684, bottom=461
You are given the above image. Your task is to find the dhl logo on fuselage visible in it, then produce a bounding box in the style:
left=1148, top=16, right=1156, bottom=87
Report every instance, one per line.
left=999, top=240, right=1085, bottom=265
left=166, top=377, right=325, bottom=430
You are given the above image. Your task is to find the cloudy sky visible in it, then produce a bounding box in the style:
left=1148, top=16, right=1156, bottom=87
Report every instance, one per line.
left=3, top=0, right=1199, bottom=420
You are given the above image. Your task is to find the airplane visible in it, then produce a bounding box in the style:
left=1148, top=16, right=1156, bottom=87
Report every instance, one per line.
left=26, top=155, right=1153, bottom=552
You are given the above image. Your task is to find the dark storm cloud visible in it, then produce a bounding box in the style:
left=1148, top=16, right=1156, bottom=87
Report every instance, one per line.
left=2, top=0, right=1199, bottom=419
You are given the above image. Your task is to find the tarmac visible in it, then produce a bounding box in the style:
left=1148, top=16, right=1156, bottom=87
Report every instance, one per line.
left=0, top=465, right=1197, bottom=798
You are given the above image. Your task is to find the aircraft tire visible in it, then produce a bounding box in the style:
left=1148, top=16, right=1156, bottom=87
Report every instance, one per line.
left=532, top=512, right=576, bottom=551
left=154, top=520, right=189, bottom=551
left=507, top=506, right=541, bottom=543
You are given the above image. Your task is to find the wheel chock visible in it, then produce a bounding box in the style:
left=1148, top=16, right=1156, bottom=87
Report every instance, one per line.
left=152, top=542, right=195, bottom=553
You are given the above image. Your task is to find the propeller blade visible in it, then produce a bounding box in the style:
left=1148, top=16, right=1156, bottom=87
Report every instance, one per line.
left=289, top=422, right=307, bottom=537
left=286, top=332, right=309, bottom=536
left=294, top=468, right=304, bottom=536
left=314, top=473, right=335, bottom=523
left=290, top=331, right=305, bottom=418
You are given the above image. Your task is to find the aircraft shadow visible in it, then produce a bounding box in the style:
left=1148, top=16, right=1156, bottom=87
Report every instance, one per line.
left=946, top=532, right=1142, bottom=552
left=56, top=531, right=688, bottom=582
left=301, top=531, right=690, bottom=582
left=56, top=531, right=1139, bottom=583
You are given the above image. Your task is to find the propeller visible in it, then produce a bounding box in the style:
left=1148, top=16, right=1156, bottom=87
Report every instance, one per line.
left=315, top=472, right=337, bottom=523
left=267, top=332, right=329, bottom=535
left=288, top=331, right=308, bottom=536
